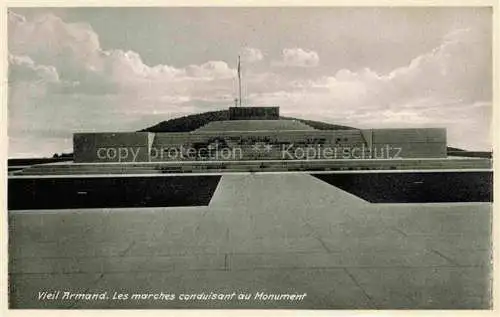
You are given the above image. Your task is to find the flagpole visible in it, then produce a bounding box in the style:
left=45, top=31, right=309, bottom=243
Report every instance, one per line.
left=238, top=55, right=242, bottom=107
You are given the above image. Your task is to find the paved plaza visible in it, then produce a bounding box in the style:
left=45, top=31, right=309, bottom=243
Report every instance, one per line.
left=8, top=173, right=492, bottom=309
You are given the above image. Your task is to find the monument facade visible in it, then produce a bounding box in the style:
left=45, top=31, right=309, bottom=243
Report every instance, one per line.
left=73, top=107, right=447, bottom=163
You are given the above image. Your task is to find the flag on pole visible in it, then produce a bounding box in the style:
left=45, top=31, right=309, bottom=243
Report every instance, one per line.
left=237, top=55, right=241, bottom=80
left=237, top=55, right=242, bottom=107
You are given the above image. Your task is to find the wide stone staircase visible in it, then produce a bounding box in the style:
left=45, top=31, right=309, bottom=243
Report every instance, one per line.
left=11, top=157, right=493, bottom=176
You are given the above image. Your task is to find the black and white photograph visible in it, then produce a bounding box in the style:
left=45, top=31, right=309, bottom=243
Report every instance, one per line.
left=5, top=4, right=495, bottom=310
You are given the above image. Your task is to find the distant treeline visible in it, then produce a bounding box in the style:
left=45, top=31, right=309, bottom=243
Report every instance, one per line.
left=447, top=148, right=492, bottom=158
left=140, top=110, right=356, bottom=133
left=8, top=153, right=73, bottom=166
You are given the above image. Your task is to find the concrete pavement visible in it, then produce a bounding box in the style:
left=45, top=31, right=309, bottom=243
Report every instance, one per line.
left=8, top=173, right=492, bottom=309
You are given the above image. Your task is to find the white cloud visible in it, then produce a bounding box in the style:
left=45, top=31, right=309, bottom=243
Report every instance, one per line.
left=185, top=61, right=235, bottom=79
left=273, top=48, right=320, bottom=68
left=241, top=47, right=264, bottom=63
left=9, top=12, right=103, bottom=79
left=251, top=28, right=491, bottom=150
left=7, top=11, right=492, bottom=156
left=7, top=12, right=243, bottom=156
left=8, top=11, right=237, bottom=93
left=8, top=54, right=60, bottom=83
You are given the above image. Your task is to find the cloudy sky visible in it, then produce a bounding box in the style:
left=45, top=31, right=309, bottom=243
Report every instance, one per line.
left=8, top=7, right=492, bottom=157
